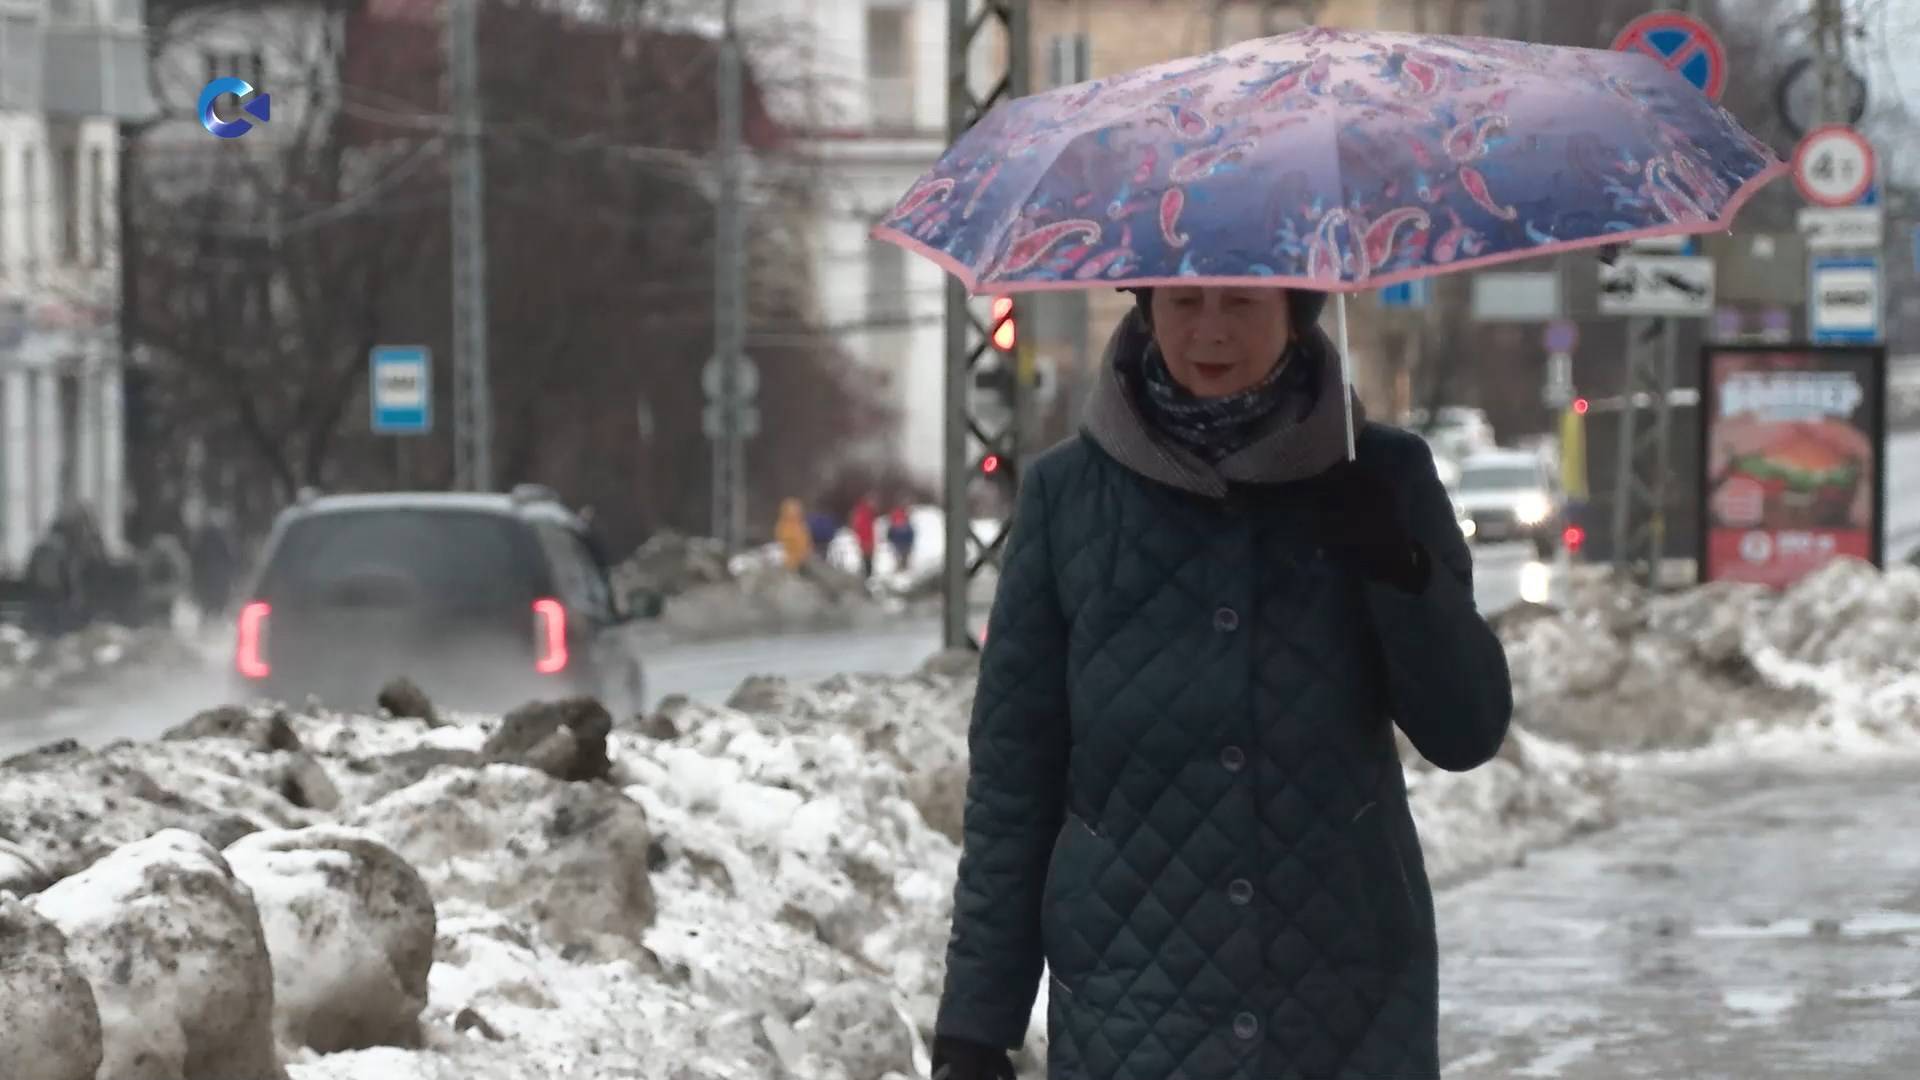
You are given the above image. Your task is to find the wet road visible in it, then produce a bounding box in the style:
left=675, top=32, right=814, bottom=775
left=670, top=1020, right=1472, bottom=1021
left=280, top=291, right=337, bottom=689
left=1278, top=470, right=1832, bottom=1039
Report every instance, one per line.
left=1439, top=754, right=1920, bottom=1079
left=0, top=543, right=1556, bottom=758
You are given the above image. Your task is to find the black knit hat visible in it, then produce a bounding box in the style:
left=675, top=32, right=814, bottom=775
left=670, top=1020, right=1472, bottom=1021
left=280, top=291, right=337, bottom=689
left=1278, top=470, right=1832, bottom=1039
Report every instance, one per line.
left=1127, top=286, right=1327, bottom=331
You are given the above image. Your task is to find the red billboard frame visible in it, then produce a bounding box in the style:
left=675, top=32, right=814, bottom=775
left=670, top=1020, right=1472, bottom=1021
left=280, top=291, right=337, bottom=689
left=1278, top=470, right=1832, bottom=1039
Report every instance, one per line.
left=1696, top=344, right=1888, bottom=588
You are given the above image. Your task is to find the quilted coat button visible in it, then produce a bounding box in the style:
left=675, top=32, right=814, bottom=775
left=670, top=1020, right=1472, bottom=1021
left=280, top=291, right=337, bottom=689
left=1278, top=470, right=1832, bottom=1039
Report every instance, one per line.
left=1227, top=878, right=1254, bottom=905
left=1232, top=1012, right=1259, bottom=1040
left=1219, top=745, right=1246, bottom=771
left=1212, top=606, right=1239, bottom=632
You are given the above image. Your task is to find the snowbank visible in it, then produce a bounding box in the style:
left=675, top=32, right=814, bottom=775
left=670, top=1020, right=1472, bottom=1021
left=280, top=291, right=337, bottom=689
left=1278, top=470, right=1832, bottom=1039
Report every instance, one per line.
left=661, top=560, right=890, bottom=641
left=1498, top=559, right=1920, bottom=755
left=10, top=561, right=1919, bottom=1076
left=615, top=531, right=890, bottom=641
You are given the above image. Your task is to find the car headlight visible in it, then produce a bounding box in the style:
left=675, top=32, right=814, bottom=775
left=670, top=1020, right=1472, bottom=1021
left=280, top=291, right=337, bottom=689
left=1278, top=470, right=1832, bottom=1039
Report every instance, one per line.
left=1515, top=494, right=1551, bottom=525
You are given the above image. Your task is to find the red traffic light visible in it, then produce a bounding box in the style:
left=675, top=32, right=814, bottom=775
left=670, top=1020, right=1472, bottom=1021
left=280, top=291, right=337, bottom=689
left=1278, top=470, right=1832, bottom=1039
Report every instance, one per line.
left=981, top=453, right=1001, bottom=475
left=1563, top=525, right=1585, bottom=552
left=990, top=296, right=1016, bottom=352
left=1572, top=397, right=1589, bottom=415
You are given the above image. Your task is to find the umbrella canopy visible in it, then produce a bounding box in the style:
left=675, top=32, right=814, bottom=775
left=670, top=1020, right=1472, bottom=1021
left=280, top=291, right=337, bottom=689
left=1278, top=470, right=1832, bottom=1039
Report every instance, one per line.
left=873, top=27, right=1785, bottom=294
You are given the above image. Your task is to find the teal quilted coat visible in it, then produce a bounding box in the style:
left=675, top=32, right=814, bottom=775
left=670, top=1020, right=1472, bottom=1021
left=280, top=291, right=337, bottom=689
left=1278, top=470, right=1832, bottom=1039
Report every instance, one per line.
left=935, top=314, right=1513, bottom=1080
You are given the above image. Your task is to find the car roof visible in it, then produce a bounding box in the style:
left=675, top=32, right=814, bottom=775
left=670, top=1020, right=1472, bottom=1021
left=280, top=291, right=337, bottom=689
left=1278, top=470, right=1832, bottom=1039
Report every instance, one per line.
left=1460, top=451, right=1541, bottom=468
left=281, top=492, right=585, bottom=531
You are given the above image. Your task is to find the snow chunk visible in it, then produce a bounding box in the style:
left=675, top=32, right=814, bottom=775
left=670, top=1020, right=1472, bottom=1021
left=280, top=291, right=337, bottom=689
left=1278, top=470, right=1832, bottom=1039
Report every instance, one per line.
left=225, top=826, right=437, bottom=1052
left=0, top=748, right=303, bottom=887
left=30, top=829, right=285, bottom=1080
left=350, top=765, right=655, bottom=955
left=0, top=893, right=102, bottom=1080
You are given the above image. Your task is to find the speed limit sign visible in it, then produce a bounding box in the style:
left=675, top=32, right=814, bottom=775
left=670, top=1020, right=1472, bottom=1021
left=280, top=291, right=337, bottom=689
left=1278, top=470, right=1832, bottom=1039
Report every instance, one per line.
left=1792, top=125, right=1876, bottom=207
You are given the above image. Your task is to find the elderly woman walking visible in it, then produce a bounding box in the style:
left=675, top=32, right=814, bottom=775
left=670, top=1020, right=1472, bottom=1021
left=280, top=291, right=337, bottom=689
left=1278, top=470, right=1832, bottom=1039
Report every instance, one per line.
left=931, top=285, right=1513, bottom=1080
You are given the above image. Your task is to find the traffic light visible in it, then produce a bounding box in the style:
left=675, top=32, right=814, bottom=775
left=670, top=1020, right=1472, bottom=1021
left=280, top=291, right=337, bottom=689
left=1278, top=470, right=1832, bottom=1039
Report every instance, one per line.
left=1572, top=397, right=1590, bottom=415
left=1563, top=525, right=1586, bottom=554
left=981, top=453, right=1002, bottom=475
left=990, top=296, right=1016, bottom=352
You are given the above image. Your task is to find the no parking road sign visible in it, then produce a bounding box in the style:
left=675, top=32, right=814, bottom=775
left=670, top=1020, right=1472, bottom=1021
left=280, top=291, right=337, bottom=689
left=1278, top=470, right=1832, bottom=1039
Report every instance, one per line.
left=1611, top=11, right=1728, bottom=101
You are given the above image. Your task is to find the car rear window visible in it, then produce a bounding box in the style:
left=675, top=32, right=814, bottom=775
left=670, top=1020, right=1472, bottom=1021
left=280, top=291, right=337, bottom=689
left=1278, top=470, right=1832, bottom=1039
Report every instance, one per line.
left=1459, top=465, right=1540, bottom=491
left=258, top=509, right=543, bottom=610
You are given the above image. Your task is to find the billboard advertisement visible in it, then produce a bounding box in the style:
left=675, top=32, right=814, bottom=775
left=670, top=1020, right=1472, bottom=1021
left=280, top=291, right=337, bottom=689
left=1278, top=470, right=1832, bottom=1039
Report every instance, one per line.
left=1699, top=346, right=1887, bottom=588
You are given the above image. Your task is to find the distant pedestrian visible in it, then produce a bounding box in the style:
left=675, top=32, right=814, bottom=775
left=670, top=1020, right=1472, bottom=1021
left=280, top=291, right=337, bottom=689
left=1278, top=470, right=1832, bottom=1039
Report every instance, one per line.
left=849, top=495, right=879, bottom=579
left=24, top=526, right=72, bottom=636
left=886, top=507, right=916, bottom=572
left=774, top=498, right=813, bottom=571
left=188, top=513, right=237, bottom=619
left=805, top=508, right=838, bottom=554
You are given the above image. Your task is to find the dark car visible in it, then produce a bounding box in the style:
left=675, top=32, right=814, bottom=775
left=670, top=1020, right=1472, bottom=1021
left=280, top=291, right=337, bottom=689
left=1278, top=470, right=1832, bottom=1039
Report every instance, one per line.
left=231, top=486, right=658, bottom=715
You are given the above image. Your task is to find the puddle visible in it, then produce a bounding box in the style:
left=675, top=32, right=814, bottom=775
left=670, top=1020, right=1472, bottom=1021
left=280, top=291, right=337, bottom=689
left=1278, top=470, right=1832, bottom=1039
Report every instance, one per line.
left=1513, top=1034, right=1603, bottom=1077
left=1833, top=981, right=1918, bottom=1003
left=1838, top=911, right=1920, bottom=937
left=1694, top=912, right=1920, bottom=941
left=1723, top=988, right=1798, bottom=1018
left=1696, top=917, right=1814, bottom=940
left=1442, top=1048, right=1501, bottom=1073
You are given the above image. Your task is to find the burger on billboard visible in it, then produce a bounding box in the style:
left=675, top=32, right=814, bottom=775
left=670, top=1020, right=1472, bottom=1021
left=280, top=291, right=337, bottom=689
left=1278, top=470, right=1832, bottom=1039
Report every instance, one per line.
left=1700, top=347, right=1887, bottom=589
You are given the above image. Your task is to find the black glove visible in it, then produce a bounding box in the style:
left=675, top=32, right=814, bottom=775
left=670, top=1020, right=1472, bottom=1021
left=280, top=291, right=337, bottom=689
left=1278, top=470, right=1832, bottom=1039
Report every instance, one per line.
left=932, top=1036, right=1018, bottom=1080
left=1307, top=458, right=1430, bottom=594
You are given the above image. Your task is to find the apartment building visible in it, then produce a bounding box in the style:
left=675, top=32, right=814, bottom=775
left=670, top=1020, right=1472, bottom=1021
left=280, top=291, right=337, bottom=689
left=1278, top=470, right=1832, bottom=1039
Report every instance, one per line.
left=0, top=0, right=149, bottom=567
left=733, top=0, right=954, bottom=486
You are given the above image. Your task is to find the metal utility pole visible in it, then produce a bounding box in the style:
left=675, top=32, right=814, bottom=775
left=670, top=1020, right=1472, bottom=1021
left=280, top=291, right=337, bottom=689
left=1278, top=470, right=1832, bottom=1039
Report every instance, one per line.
left=448, top=0, right=493, bottom=491
left=1813, top=0, right=1845, bottom=126
left=943, top=0, right=1028, bottom=651
left=711, top=0, right=747, bottom=550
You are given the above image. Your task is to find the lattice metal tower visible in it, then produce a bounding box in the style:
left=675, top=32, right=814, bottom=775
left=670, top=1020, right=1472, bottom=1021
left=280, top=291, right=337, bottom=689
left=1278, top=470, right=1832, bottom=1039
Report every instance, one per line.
left=942, top=0, right=1030, bottom=650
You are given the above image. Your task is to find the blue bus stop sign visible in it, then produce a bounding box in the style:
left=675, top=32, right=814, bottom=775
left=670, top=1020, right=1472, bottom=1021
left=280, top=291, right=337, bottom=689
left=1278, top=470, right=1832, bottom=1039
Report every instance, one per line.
left=371, top=346, right=432, bottom=434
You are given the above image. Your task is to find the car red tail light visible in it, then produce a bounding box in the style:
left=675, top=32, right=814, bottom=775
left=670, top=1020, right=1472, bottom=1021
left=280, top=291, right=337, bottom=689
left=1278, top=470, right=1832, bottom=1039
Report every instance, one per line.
left=533, top=598, right=569, bottom=674
left=1563, top=525, right=1586, bottom=553
left=236, top=601, right=271, bottom=680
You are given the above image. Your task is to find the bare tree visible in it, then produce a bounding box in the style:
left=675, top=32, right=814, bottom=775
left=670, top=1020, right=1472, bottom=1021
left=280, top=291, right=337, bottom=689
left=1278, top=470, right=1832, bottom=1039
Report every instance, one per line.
left=126, top=0, right=895, bottom=551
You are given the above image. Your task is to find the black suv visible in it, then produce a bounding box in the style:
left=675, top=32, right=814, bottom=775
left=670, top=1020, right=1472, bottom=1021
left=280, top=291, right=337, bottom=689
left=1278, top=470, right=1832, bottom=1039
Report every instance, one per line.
left=231, top=486, right=657, bottom=715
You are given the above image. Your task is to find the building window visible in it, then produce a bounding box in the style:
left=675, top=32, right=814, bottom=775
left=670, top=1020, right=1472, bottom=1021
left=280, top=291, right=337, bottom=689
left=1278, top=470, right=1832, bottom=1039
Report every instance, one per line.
left=1047, top=33, right=1091, bottom=87
left=0, top=15, right=37, bottom=109
left=866, top=6, right=913, bottom=131
left=88, top=147, right=105, bottom=268
left=22, top=148, right=37, bottom=269
left=867, top=239, right=908, bottom=326
left=203, top=50, right=262, bottom=88
left=59, top=145, right=79, bottom=266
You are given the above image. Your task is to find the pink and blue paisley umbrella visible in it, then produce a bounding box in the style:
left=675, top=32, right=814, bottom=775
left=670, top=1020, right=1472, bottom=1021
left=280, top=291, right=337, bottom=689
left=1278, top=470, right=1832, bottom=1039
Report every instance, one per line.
left=872, top=27, right=1784, bottom=294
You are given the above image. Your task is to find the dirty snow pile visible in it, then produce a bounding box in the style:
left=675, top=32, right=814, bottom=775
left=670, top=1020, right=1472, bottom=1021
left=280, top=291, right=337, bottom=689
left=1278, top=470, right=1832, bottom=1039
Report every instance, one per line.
left=614, top=530, right=893, bottom=641
left=1498, top=557, right=1920, bottom=758
left=0, top=643, right=1615, bottom=1079
left=0, top=622, right=204, bottom=710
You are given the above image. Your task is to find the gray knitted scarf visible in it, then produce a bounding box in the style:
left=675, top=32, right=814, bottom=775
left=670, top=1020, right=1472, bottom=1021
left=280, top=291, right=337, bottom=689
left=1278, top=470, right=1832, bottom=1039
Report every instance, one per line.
left=1131, top=338, right=1317, bottom=464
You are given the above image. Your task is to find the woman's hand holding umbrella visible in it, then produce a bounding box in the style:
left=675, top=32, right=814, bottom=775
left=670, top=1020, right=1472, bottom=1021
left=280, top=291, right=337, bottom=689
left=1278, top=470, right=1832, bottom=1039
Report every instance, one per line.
left=1309, top=457, right=1431, bottom=593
